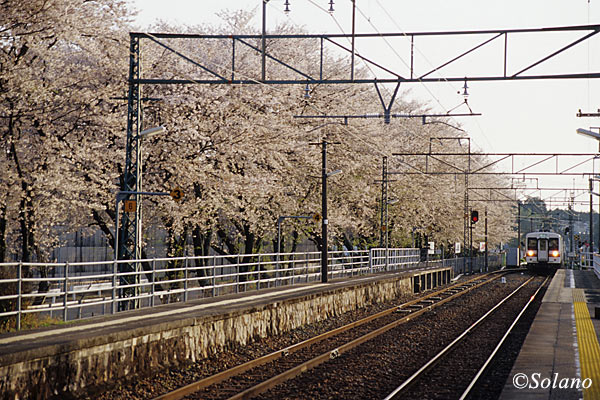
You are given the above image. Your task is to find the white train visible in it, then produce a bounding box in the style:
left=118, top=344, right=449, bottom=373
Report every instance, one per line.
left=524, top=231, right=564, bottom=271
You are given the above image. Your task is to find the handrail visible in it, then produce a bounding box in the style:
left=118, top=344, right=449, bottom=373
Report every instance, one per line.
left=0, top=249, right=503, bottom=331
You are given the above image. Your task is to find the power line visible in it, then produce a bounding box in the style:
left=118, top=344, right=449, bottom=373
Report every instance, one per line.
left=372, top=0, right=495, bottom=152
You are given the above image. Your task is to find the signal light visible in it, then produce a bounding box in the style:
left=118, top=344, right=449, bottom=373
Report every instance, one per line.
left=471, top=210, right=479, bottom=224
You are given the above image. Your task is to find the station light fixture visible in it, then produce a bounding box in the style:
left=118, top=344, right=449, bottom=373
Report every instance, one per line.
left=576, top=127, right=600, bottom=140
left=139, top=125, right=166, bottom=139
left=326, top=169, right=342, bottom=178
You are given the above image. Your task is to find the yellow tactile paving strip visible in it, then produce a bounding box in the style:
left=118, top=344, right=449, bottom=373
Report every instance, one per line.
left=573, top=288, right=600, bottom=399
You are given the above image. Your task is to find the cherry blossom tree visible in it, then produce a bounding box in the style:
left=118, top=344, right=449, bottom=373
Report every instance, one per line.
left=1, top=0, right=132, bottom=263
left=0, top=3, right=517, bottom=274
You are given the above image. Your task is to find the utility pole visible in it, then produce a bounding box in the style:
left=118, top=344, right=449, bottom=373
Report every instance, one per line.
left=309, top=138, right=341, bottom=283
left=485, top=207, right=488, bottom=272
left=261, top=0, right=269, bottom=81
left=469, top=211, right=473, bottom=274
left=350, top=0, right=356, bottom=81
left=590, top=178, right=594, bottom=253
left=464, top=140, right=471, bottom=274
left=530, top=216, right=533, bottom=232
left=576, top=110, right=600, bottom=253
left=569, top=196, right=574, bottom=268
left=321, top=140, right=328, bottom=283
left=517, top=201, right=521, bottom=260
left=379, top=156, right=388, bottom=247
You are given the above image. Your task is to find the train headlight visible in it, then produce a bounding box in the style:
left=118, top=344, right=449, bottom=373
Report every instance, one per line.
left=527, top=250, right=536, bottom=257
left=551, top=250, right=559, bottom=257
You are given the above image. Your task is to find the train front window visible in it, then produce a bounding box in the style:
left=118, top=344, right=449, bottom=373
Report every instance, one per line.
left=539, top=240, right=547, bottom=251
left=527, top=238, right=537, bottom=250
left=549, top=238, right=559, bottom=251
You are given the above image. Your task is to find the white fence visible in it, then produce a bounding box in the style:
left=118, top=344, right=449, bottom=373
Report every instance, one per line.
left=580, top=251, right=594, bottom=269
left=1, top=248, right=426, bottom=330
left=593, top=253, right=600, bottom=279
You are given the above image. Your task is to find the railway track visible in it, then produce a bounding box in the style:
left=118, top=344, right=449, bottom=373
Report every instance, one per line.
left=154, top=270, right=520, bottom=400
left=383, top=274, right=549, bottom=400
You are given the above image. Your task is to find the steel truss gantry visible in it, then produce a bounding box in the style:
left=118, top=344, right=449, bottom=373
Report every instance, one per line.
left=120, top=24, right=600, bottom=296
left=468, top=186, right=591, bottom=204
left=390, top=152, right=600, bottom=176
left=131, top=24, right=600, bottom=86
left=387, top=150, right=598, bottom=262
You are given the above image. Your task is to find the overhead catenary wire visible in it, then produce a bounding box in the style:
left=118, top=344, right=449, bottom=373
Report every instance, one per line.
left=305, top=0, right=495, bottom=164
left=371, top=0, right=496, bottom=153
left=300, top=0, right=491, bottom=180
left=139, top=14, right=571, bottom=205
left=304, top=0, right=394, bottom=101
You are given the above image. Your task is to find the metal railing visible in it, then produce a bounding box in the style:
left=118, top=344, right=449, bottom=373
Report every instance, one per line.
left=369, top=248, right=421, bottom=272
left=0, top=248, right=425, bottom=330
left=0, top=248, right=504, bottom=330
left=593, top=253, right=600, bottom=279
left=580, top=251, right=594, bottom=269
left=437, top=254, right=505, bottom=275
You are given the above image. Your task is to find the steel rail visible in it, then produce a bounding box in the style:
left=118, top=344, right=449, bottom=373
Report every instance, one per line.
left=226, top=273, right=512, bottom=400
left=383, top=275, right=539, bottom=400
left=153, top=270, right=515, bottom=400
left=458, top=276, right=550, bottom=400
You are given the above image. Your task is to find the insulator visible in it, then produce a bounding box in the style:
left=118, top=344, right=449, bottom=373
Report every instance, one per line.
left=304, top=82, right=311, bottom=99
left=328, top=0, right=335, bottom=13
left=284, top=0, right=290, bottom=14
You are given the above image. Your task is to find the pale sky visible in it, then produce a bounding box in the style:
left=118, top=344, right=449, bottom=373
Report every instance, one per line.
left=126, top=0, right=600, bottom=210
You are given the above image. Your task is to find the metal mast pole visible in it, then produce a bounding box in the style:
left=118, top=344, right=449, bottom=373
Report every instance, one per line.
left=569, top=197, right=574, bottom=269
left=464, top=140, right=471, bottom=274
left=485, top=207, right=488, bottom=272
left=385, top=180, right=390, bottom=271
left=590, top=178, right=594, bottom=254
left=517, top=201, right=521, bottom=259
left=321, top=140, right=328, bottom=283
left=276, top=216, right=282, bottom=284
left=119, top=34, right=142, bottom=310
left=530, top=216, right=533, bottom=232
left=262, top=0, right=268, bottom=81
left=350, top=0, right=356, bottom=81
left=469, top=210, right=473, bottom=274
left=379, top=156, right=387, bottom=247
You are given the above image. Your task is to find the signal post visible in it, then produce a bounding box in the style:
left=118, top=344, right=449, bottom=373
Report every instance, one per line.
left=470, top=210, right=479, bottom=274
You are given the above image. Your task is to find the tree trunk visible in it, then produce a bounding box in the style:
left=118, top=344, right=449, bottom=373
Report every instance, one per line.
left=192, top=227, right=212, bottom=286
left=0, top=204, right=7, bottom=263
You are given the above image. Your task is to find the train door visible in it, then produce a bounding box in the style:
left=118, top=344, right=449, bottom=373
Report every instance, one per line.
left=538, top=238, right=549, bottom=262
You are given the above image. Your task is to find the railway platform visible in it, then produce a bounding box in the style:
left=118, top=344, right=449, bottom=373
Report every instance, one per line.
left=0, top=265, right=451, bottom=399
left=500, top=269, right=600, bottom=400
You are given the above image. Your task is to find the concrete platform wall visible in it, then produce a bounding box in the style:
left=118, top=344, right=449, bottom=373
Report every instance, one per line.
left=0, top=268, right=451, bottom=399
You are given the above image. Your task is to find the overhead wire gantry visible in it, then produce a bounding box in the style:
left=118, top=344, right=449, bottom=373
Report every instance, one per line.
left=119, top=23, right=600, bottom=304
